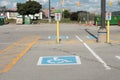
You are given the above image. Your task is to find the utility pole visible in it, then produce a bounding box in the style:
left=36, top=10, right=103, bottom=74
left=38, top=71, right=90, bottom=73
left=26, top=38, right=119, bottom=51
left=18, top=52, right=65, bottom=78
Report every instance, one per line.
left=61, top=0, right=64, bottom=19
left=100, top=0, right=106, bottom=29
left=98, top=0, right=106, bottom=43
left=118, top=0, right=120, bottom=9
left=48, top=0, right=51, bottom=23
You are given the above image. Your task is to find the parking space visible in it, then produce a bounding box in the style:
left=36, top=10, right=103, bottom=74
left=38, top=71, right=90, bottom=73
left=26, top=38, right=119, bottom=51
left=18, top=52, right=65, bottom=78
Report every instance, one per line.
left=0, top=24, right=120, bottom=80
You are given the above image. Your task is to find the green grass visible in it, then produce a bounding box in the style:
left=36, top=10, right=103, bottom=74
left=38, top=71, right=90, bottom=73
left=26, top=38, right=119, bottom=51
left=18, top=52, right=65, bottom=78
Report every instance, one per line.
left=5, top=18, right=79, bottom=24
left=35, top=18, right=78, bottom=24
left=35, top=19, right=49, bottom=23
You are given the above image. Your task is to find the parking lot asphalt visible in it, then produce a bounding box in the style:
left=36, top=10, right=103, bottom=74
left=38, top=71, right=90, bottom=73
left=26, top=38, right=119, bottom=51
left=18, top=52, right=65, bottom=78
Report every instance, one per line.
left=0, top=24, right=120, bottom=80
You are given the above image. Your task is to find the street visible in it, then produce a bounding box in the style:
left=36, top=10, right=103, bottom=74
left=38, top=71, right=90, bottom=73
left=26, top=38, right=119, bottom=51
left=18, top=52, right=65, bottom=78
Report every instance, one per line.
left=0, top=24, right=120, bottom=80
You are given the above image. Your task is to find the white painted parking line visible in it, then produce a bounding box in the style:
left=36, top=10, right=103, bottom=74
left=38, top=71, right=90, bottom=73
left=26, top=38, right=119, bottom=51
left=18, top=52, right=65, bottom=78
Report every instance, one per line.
left=76, top=35, right=111, bottom=70
left=115, top=56, right=120, bottom=60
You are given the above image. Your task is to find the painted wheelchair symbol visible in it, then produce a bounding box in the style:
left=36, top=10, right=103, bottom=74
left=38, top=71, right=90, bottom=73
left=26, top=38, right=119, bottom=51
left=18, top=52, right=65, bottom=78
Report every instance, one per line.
left=47, top=57, right=71, bottom=64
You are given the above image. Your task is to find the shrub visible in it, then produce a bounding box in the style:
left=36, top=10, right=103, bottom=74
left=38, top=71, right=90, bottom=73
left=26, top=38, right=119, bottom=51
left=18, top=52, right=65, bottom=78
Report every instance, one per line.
left=70, top=12, right=78, bottom=21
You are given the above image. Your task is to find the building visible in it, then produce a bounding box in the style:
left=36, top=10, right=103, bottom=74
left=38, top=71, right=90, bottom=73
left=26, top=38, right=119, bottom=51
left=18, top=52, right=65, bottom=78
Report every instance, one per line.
left=6, top=8, right=18, bottom=19
left=77, top=11, right=90, bottom=22
left=42, top=8, right=55, bottom=18
left=112, top=11, right=120, bottom=16
left=0, top=7, right=56, bottom=20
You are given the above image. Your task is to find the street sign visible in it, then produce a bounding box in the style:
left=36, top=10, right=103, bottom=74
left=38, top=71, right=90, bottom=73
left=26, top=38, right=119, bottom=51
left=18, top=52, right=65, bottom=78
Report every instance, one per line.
left=37, top=56, right=81, bottom=65
left=55, top=13, right=61, bottom=21
left=106, top=12, right=112, bottom=20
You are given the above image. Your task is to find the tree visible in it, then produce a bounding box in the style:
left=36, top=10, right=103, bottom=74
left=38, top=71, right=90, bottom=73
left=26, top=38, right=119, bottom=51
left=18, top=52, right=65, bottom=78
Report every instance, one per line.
left=17, top=1, right=42, bottom=17
left=17, top=3, right=27, bottom=24
left=25, top=1, right=42, bottom=15
left=63, top=10, right=71, bottom=18
left=17, top=3, right=26, bottom=15
left=70, top=12, right=78, bottom=21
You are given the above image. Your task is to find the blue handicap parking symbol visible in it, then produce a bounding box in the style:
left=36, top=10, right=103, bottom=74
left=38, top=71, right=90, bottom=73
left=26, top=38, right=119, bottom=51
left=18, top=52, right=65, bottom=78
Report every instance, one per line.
left=37, top=56, right=81, bottom=65
left=87, top=35, right=97, bottom=39
left=48, top=36, right=69, bottom=39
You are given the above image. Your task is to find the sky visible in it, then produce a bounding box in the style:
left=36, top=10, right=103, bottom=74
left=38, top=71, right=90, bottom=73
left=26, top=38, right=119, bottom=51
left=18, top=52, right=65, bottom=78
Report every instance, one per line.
left=0, top=0, right=120, bottom=13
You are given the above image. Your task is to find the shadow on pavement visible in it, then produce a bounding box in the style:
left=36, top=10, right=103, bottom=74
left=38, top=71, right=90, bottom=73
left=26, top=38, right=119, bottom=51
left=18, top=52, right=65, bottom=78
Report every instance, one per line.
left=85, top=29, right=98, bottom=42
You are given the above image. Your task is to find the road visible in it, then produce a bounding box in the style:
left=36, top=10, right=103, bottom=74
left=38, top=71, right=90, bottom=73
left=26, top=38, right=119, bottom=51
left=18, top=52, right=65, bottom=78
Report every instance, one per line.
left=0, top=24, right=120, bottom=80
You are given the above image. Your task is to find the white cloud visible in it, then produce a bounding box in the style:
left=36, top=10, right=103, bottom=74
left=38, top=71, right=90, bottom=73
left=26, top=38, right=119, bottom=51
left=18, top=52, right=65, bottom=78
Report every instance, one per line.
left=42, top=0, right=48, bottom=3
left=0, top=1, right=10, bottom=6
left=0, top=0, right=119, bottom=12
left=89, top=0, right=99, bottom=3
left=109, top=0, right=118, bottom=2
left=66, top=0, right=77, bottom=5
left=13, top=2, right=17, bottom=8
left=34, top=0, right=48, bottom=3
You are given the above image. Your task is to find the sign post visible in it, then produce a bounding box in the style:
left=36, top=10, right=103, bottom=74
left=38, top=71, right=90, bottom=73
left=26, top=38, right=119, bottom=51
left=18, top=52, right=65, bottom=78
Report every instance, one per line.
left=106, top=12, right=111, bottom=43
left=55, top=11, right=61, bottom=44
left=56, top=20, right=60, bottom=44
